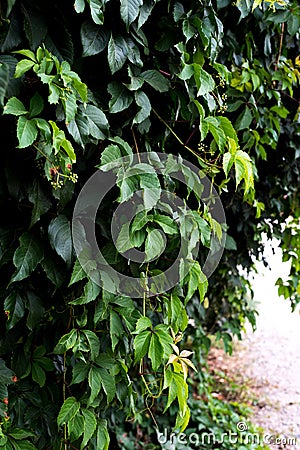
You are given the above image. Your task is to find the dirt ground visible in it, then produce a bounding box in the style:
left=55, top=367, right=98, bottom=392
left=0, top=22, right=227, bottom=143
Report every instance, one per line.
left=209, top=243, right=300, bottom=449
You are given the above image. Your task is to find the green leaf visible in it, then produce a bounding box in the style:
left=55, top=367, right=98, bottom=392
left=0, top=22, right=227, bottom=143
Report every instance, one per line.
left=89, top=0, right=104, bottom=25
left=135, top=316, right=152, bottom=333
left=29, top=92, right=44, bottom=118
left=57, top=397, right=80, bottom=426
left=116, top=223, right=133, bottom=253
left=70, top=279, right=100, bottom=305
left=108, top=81, right=133, bottom=113
left=99, top=144, right=121, bottom=166
left=48, top=215, right=73, bottom=266
left=88, top=366, right=102, bottom=403
left=223, top=152, right=234, bottom=178
left=0, top=63, right=9, bottom=106
left=99, top=368, right=116, bottom=403
left=14, top=60, right=35, bottom=78
left=3, top=97, right=28, bottom=116
left=145, top=229, right=165, bottom=261
left=96, top=420, right=110, bottom=450
left=194, top=66, right=215, bottom=96
left=54, top=329, right=77, bottom=353
left=71, top=361, right=89, bottom=385
left=74, top=0, right=85, bottom=13
left=149, top=333, right=163, bottom=371
left=140, top=69, right=170, bottom=92
left=204, top=117, right=226, bottom=151
left=120, top=0, right=142, bottom=27
left=4, top=292, right=25, bottom=330
left=108, top=34, right=128, bottom=74
left=134, top=330, right=151, bottom=362
left=69, top=258, right=90, bottom=285
left=235, top=106, right=253, bottom=131
left=133, top=90, right=151, bottom=124
left=8, top=430, right=35, bottom=440
left=11, top=232, right=43, bottom=282
left=28, top=180, right=52, bottom=228
left=110, top=310, right=124, bottom=351
left=17, top=116, right=38, bottom=148
left=81, top=409, right=97, bottom=449
left=0, top=358, right=15, bottom=384
left=85, top=104, right=108, bottom=139
left=13, top=49, right=37, bottom=61
left=154, top=214, right=178, bottom=235
left=82, top=330, right=100, bottom=360
left=68, top=413, right=84, bottom=441
left=31, top=361, right=46, bottom=387
left=81, top=21, right=109, bottom=57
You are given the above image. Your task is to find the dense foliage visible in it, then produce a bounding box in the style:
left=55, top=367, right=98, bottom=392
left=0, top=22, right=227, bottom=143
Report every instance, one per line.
left=0, top=0, right=299, bottom=448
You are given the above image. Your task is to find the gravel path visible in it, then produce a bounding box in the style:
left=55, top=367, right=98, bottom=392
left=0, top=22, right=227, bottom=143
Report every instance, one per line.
left=242, top=246, right=300, bottom=449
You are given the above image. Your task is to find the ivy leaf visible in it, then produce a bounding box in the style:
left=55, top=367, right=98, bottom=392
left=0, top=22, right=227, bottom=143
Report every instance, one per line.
left=81, top=21, right=109, bottom=57
left=96, top=420, right=110, bottom=450
left=149, top=333, right=163, bottom=371
left=120, top=0, right=143, bottom=28
left=89, top=0, right=104, bottom=25
left=17, top=116, right=38, bottom=148
left=48, top=215, right=73, bottom=266
left=145, top=229, right=165, bottom=261
left=116, top=223, right=133, bottom=253
left=81, top=409, right=97, bottom=449
left=193, top=66, right=215, bottom=96
left=68, top=414, right=84, bottom=441
left=154, top=214, right=178, bottom=235
left=82, top=330, right=100, bottom=361
left=4, top=292, right=26, bottom=330
left=133, top=90, right=151, bottom=124
left=109, top=310, right=124, bottom=351
left=54, top=329, right=77, bottom=353
left=14, top=59, right=35, bottom=78
left=133, top=330, right=151, bottom=363
left=108, top=81, right=133, bottom=113
left=88, top=366, right=102, bottom=403
left=140, top=69, right=170, bottom=92
left=28, top=92, right=44, bottom=118
left=108, top=34, right=128, bottom=74
left=0, top=63, right=9, bottom=106
left=3, top=96, right=28, bottom=116
left=85, top=104, right=109, bottom=139
left=57, top=397, right=80, bottom=426
left=31, top=361, right=46, bottom=387
left=223, top=152, right=234, bottom=178
left=70, top=280, right=100, bottom=305
left=99, top=368, right=116, bottom=403
left=235, top=106, right=253, bottom=131
left=135, top=316, right=152, bottom=333
left=99, top=144, right=121, bottom=166
left=11, top=232, right=43, bottom=282
left=28, top=180, right=52, bottom=228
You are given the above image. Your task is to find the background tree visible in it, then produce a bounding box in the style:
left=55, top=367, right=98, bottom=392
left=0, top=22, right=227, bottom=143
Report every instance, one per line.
left=0, top=0, right=299, bottom=448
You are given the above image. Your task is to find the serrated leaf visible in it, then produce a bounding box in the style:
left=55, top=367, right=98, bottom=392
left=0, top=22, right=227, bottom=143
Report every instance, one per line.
left=81, top=21, right=109, bottom=57
left=71, top=361, right=89, bottom=385
left=85, top=104, right=108, bottom=139
left=108, top=34, right=128, bottom=74
left=99, top=368, right=116, bottom=403
left=134, top=330, right=151, bottom=362
left=154, top=214, right=178, bottom=235
left=4, top=292, right=25, bottom=330
left=88, top=366, right=102, bottom=402
left=67, top=110, right=89, bottom=147
left=17, top=116, right=38, bottom=148
left=108, top=81, right=133, bottom=113
left=68, top=413, right=84, bottom=441
left=81, top=409, right=97, bottom=449
left=0, top=63, right=9, bottom=105
left=120, top=0, right=143, bottom=27
left=89, top=0, right=104, bottom=25
left=110, top=310, right=123, bottom=351
left=31, top=361, right=46, bottom=387
left=29, top=92, right=44, bottom=118
left=74, top=0, right=85, bottom=13
left=70, top=279, right=100, bottom=305
left=235, top=106, right=253, bottom=131
left=116, top=222, right=133, bottom=253
left=194, top=66, right=215, bottom=96
left=54, top=329, right=78, bottom=354
left=82, top=330, right=100, bottom=360
left=145, top=229, right=165, bottom=261
left=28, top=180, right=52, bottom=228
left=99, top=144, right=121, bottom=166
left=149, top=333, right=163, bottom=371
left=57, top=397, right=80, bottom=426
left=223, top=152, right=234, bottom=178
left=11, top=232, right=43, bottom=282
left=96, top=420, right=110, bottom=450
left=14, top=59, right=35, bottom=78
left=48, top=215, right=73, bottom=266
left=135, top=316, right=152, bottom=332
left=3, top=96, right=27, bottom=116
left=140, top=69, right=170, bottom=92
left=8, top=429, right=35, bottom=440
left=133, top=90, right=151, bottom=124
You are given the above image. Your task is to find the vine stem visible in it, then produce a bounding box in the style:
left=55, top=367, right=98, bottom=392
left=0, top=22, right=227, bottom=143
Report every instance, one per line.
left=275, top=22, right=285, bottom=71
left=131, top=126, right=141, bottom=163
left=152, top=108, right=215, bottom=168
